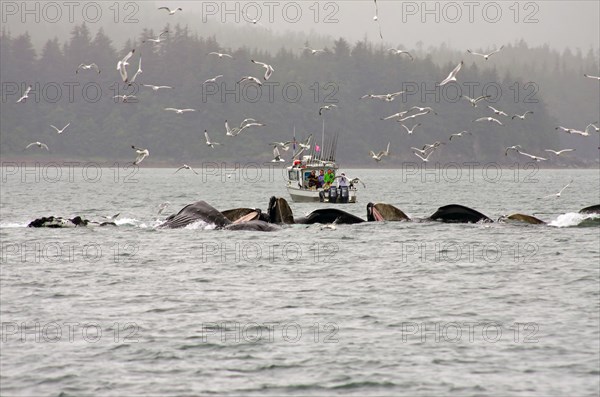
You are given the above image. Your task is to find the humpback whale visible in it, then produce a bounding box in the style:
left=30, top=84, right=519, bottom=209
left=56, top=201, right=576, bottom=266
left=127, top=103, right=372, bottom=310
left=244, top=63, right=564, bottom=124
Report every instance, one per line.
left=429, top=204, right=492, bottom=223
left=160, top=201, right=280, bottom=231
left=28, top=216, right=116, bottom=228
left=498, top=213, right=546, bottom=225
left=267, top=196, right=364, bottom=224
left=367, top=203, right=411, bottom=222
left=579, top=205, right=600, bottom=214
left=221, top=208, right=268, bottom=223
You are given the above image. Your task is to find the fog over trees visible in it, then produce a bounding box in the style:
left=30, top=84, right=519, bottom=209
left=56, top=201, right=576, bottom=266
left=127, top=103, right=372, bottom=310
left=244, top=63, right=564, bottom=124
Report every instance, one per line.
left=1, top=21, right=598, bottom=166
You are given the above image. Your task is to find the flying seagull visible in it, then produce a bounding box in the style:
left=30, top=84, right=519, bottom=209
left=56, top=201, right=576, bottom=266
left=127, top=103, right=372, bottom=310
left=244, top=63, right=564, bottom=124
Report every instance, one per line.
left=555, top=126, right=589, bottom=136
left=584, top=74, right=600, bottom=81
left=398, top=112, right=429, bottom=123
left=401, top=123, right=421, bottom=135
left=505, top=145, right=522, bottom=156
left=449, top=131, right=472, bottom=141
left=319, top=104, right=338, bottom=116
left=113, top=95, right=137, bottom=103
left=76, top=63, right=100, bottom=74
left=205, top=131, right=221, bottom=148
left=298, top=134, right=312, bottom=150
left=251, top=60, right=274, bottom=81
left=413, top=150, right=435, bottom=162
left=237, top=76, right=263, bottom=86
left=165, top=107, right=195, bottom=114
left=25, top=142, right=49, bottom=151
left=158, top=6, right=182, bottom=15
left=127, top=55, right=143, bottom=85
left=585, top=122, right=599, bottom=133
left=361, top=91, right=405, bottom=102
left=142, top=84, right=173, bottom=91
left=237, top=122, right=265, bottom=135
left=209, top=52, right=233, bottom=59
left=272, top=147, right=285, bottom=162
left=487, top=105, right=508, bottom=117
left=16, top=85, right=32, bottom=103
left=373, top=0, right=383, bottom=39
left=225, top=120, right=239, bottom=136
left=157, top=201, right=170, bottom=215
left=175, top=164, right=199, bottom=174
left=50, top=123, right=70, bottom=134
left=370, top=142, right=390, bottom=162
left=142, top=30, right=169, bottom=44
left=544, top=149, right=575, bottom=156
left=131, top=145, right=149, bottom=165
left=301, top=47, right=325, bottom=55
left=117, top=49, right=135, bottom=82
left=540, top=179, right=573, bottom=199
left=512, top=111, right=534, bottom=120
left=462, top=95, right=491, bottom=107
left=270, top=141, right=292, bottom=151
left=387, top=48, right=413, bottom=60
left=202, top=75, right=223, bottom=85
left=473, top=117, right=503, bottom=125
left=381, top=110, right=409, bottom=121
left=516, top=150, right=547, bottom=162
left=410, top=106, right=437, bottom=115
left=467, top=46, right=504, bottom=60
left=439, top=61, right=463, bottom=86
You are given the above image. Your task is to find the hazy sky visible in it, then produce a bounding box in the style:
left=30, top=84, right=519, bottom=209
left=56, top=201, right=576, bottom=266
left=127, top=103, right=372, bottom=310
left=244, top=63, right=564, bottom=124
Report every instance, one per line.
left=2, top=1, right=598, bottom=53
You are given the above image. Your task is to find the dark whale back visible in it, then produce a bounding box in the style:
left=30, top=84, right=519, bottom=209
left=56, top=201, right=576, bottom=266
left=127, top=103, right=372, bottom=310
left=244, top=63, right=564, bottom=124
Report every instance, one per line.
left=159, top=201, right=231, bottom=229
left=295, top=208, right=365, bottom=224
left=367, top=203, right=410, bottom=221
left=579, top=205, right=600, bottom=214
left=429, top=204, right=492, bottom=223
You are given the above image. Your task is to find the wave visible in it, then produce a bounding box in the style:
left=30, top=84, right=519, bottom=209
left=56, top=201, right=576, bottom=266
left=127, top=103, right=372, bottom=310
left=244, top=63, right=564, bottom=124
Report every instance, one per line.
left=549, top=212, right=600, bottom=228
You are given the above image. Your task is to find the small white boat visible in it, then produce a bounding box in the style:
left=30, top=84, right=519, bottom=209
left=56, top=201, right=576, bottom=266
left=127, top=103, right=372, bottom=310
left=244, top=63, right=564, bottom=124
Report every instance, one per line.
left=285, top=156, right=358, bottom=203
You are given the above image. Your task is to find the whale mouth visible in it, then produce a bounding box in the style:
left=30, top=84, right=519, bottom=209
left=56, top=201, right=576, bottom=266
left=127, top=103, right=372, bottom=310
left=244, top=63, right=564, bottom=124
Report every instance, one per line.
left=372, top=207, right=385, bottom=222
left=233, top=211, right=260, bottom=224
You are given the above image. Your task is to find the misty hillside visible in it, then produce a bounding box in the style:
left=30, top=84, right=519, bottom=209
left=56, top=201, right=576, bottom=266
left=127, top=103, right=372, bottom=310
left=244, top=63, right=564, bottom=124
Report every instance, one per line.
left=0, top=22, right=598, bottom=166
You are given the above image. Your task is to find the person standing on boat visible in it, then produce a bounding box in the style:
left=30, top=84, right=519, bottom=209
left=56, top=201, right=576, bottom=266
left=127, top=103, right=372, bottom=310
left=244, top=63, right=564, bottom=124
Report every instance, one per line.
left=337, top=173, right=349, bottom=188
left=324, top=169, right=335, bottom=188
left=317, top=170, right=325, bottom=188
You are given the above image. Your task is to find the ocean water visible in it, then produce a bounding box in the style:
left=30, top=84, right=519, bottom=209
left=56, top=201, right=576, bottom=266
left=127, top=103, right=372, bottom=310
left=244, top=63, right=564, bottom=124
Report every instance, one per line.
left=1, top=166, right=599, bottom=396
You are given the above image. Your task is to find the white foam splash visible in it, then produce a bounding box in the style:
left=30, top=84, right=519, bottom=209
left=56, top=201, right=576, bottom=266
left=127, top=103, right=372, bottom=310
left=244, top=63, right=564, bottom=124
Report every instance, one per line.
left=549, top=212, right=599, bottom=228
left=184, top=220, right=216, bottom=230
left=0, top=222, right=27, bottom=228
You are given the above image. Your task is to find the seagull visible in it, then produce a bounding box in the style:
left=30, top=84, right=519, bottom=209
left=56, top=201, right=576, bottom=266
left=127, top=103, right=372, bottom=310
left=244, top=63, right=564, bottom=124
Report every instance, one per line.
left=473, top=117, right=503, bottom=125
left=512, top=111, right=534, bottom=120
left=113, top=95, right=137, bottom=103
left=165, top=107, right=195, bottom=114
left=225, top=120, right=239, bottom=136
left=387, top=48, right=413, bottom=60
left=411, top=147, right=433, bottom=156
left=209, top=52, right=233, bottom=59
left=50, top=123, right=70, bottom=134
left=76, top=63, right=100, bottom=74
left=157, top=201, right=170, bottom=215
left=142, top=84, right=173, bottom=91
left=319, top=104, right=338, bottom=116
left=540, top=179, right=573, bottom=199
left=487, top=105, right=508, bottom=116
left=463, top=95, right=490, bottom=107
left=401, top=123, right=421, bottom=135
left=270, top=141, right=292, bottom=151
left=504, top=145, right=522, bottom=156
left=16, top=85, right=32, bottom=103
left=298, top=135, right=312, bottom=150
left=127, top=55, right=143, bottom=85
left=142, top=30, right=169, bottom=44
left=361, top=91, right=404, bottom=102
left=158, top=6, right=182, bottom=15
left=584, top=74, right=600, bottom=81
left=585, top=122, right=599, bottom=133
left=370, top=142, right=390, bottom=162
left=251, top=60, right=274, bottom=81
left=409, top=106, right=437, bottom=115
left=544, top=149, right=575, bottom=156
left=202, top=75, right=223, bottom=85
left=205, top=131, right=221, bottom=148
left=237, top=122, right=265, bottom=135
left=381, top=110, right=410, bottom=121
left=555, top=126, right=589, bottom=136
left=338, top=176, right=366, bottom=188
left=131, top=145, right=149, bottom=165
left=175, top=164, right=199, bottom=174
left=117, top=49, right=135, bottom=82
left=272, top=147, right=285, bottom=162
left=373, top=0, right=383, bottom=39
left=449, top=131, right=472, bottom=141
left=301, top=47, right=325, bottom=55
left=237, top=76, right=262, bottom=86
left=516, top=150, right=547, bottom=162
left=398, top=112, right=429, bottom=123
left=439, top=61, right=463, bottom=86
left=25, top=142, right=49, bottom=151
left=413, top=150, right=434, bottom=162
left=102, top=213, right=120, bottom=220
left=467, top=46, right=504, bottom=60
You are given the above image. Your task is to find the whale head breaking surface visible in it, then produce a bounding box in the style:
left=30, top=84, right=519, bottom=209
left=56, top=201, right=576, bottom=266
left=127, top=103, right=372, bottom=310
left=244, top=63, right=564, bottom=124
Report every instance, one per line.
left=429, top=204, right=492, bottom=223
